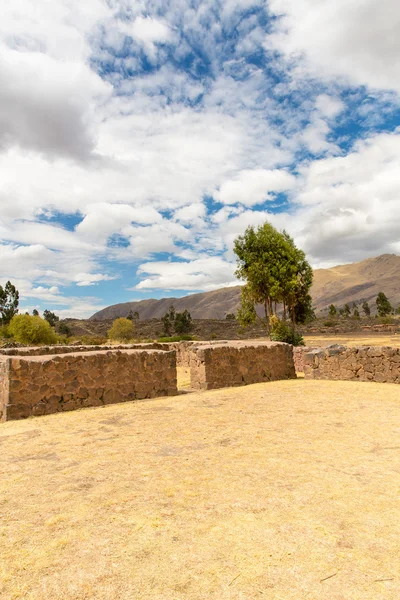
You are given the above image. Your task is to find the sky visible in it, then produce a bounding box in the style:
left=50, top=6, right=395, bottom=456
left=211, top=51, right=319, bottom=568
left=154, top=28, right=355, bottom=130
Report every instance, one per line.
left=1, top=0, right=400, bottom=317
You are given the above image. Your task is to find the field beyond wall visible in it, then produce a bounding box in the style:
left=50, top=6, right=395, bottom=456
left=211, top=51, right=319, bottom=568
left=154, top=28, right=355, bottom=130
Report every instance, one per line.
left=1, top=378, right=400, bottom=599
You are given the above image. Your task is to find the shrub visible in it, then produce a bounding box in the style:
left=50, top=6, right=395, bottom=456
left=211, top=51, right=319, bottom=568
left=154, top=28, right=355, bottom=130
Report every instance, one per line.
left=57, top=322, right=71, bottom=336
left=9, top=314, right=58, bottom=345
left=107, top=318, right=134, bottom=342
left=225, top=313, right=236, bottom=321
left=0, top=324, right=12, bottom=339
left=379, top=316, right=394, bottom=325
left=323, top=320, right=336, bottom=327
left=270, top=317, right=304, bottom=346
left=157, top=334, right=194, bottom=343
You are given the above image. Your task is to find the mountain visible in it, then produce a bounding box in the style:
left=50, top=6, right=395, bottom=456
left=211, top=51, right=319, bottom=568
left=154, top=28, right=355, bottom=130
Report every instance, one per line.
left=90, top=254, right=400, bottom=320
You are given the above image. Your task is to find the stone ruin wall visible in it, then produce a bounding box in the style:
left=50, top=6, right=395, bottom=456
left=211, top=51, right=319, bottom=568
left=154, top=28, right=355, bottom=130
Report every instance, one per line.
left=292, top=346, right=315, bottom=373
left=188, top=341, right=296, bottom=390
left=0, top=343, right=166, bottom=357
left=304, top=345, right=400, bottom=384
left=0, top=349, right=177, bottom=422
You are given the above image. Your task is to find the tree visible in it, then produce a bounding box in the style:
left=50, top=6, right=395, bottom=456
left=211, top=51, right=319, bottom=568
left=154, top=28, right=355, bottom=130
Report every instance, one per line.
left=9, top=314, right=58, bottom=345
left=174, top=309, right=192, bottom=334
left=43, top=309, right=59, bottom=327
left=57, top=322, right=71, bottom=336
left=233, top=222, right=313, bottom=333
left=0, top=281, right=19, bottom=325
left=225, top=313, right=236, bottom=320
left=32, top=309, right=39, bottom=317
left=376, top=292, right=392, bottom=317
left=107, top=317, right=134, bottom=341
left=344, top=304, right=351, bottom=317
left=126, top=310, right=134, bottom=321
left=161, top=306, right=192, bottom=335
left=396, top=305, right=400, bottom=315
left=353, top=308, right=360, bottom=319
left=329, top=304, right=337, bottom=317
left=362, top=301, right=371, bottom=317
left=162, top=305, right=176, bottom=335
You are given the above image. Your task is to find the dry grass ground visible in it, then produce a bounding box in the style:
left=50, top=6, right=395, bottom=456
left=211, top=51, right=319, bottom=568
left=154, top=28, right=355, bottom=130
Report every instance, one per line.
left=2, top=378, right=400, bottom=599
left=304, top=333, right=400, bottom=348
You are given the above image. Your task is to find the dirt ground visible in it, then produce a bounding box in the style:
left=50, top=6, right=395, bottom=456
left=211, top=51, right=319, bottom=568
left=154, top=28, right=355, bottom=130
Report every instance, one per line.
left=2, top=377, right=400, bottom=599
left=303, top=334, right=400, bottom=348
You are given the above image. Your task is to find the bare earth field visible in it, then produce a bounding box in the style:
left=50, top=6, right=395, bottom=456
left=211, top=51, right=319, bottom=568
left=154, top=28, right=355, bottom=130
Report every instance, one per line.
left=2, top=376, right=400, bottom=599
left=304, top=334, right=400, bottom=348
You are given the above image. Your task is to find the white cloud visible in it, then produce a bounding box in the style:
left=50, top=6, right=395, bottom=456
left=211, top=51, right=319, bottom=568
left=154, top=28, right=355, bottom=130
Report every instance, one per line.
left=131, top=16, right=173, bottom=57
left=215, top=169, right=296, bottom=206
left=292, top=128, right=400, bottom=263
left=135, top=256, right=237, bottom=291
left=267, top=0, right=400, bottom=94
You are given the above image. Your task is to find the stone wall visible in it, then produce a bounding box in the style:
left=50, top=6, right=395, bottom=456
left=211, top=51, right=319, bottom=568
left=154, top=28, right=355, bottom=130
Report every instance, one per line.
left=292, top=346, right=315, bottom=373
left=0, top=349, right=177, bottom=421
left=0, top=343, right=165, bottom=356
left=304, top=345, right=400, bottom=384
left=189, top=341, right=296, bottom=390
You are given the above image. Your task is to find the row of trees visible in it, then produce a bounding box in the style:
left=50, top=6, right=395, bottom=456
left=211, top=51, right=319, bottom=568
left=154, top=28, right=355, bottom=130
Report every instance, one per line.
left=329, top=293, right=400, bottom=319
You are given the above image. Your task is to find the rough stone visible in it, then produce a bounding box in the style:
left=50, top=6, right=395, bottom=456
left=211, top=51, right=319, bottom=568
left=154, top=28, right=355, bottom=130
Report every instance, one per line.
left=304, top=344, right=400, bottom=385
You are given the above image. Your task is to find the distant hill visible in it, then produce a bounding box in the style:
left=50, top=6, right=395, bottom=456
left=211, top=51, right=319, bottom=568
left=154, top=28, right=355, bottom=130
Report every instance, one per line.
left=90, top=254, right=400, bottom=320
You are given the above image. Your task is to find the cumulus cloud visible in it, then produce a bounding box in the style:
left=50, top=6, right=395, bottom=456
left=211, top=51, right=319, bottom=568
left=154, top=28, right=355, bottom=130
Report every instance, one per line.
left=215, top=169, right=297, bottom=206
left=135, top=257, right=237, bottom=291
left=0, top=0, right=399, bottom=315
left=293, top=128, right=400, bottom=264
left=267, top=0, right=400, bottom=94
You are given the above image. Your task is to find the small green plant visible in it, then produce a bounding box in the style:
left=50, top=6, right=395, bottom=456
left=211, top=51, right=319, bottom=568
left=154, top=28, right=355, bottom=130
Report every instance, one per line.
left=9, top=314, right=58, bottom=345
left=225, top=313, right=236, bottom=321
left=210, top=333, right=217, bottom=340
left=108, top=318, right=135, bottom=342
left=157, top=334, right=194, bottom=343
left=378, top=316, right=393, bottom=325
left=323, top=320, right=336, bottom=327
left=270, top=316, right=304, bottom=346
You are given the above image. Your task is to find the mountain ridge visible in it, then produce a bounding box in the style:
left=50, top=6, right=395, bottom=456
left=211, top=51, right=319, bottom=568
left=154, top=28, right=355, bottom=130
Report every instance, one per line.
left=90, top=254, right=400, bottom=320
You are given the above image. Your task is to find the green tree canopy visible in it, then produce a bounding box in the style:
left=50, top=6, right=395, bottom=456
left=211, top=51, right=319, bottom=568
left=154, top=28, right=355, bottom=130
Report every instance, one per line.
left=107, top=317, right=134, bottom=341
left=376, top=292, right=392, bottom=317
left=43, top=309, right=59, bottom=327
left=234, top=222, right=313, bottom=331
left=0, top=281, right=19, bottom=325
left=329, top=304, right=337, bottom=317
left=361, top=301, right=371, bottom=317
left=9, top=314, right=58, bottom=345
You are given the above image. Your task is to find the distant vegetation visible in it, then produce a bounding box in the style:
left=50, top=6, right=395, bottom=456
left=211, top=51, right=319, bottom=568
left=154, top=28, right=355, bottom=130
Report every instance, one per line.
left=234, top=221, right=313, bottom=345
left=161, top=306, right=192, bottom=336
left=107, top=317, right=135, bottom=342
left=8, top=314, right=58, bottom=345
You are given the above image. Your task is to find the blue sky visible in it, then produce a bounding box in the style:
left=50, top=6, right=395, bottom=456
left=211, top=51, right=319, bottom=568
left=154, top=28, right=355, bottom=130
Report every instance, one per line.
left=1, top=0, right=400, bottom=317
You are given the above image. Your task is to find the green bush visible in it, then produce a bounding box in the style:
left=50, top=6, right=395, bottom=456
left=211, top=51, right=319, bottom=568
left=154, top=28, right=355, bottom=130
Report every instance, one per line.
left=379, top=316, right=394, bottom=325
left=157, top=334, right=194, bottom=342
left=0, top=324, right=12, bottom=339
left=323, top=320, right=336, bottom=327
left=9, top=314, right=58, bottom=345
left=270, top=317, right=304, bottom=346
left=107, top=318, right=135, bottom=342
left=57, top=322, right=71, bottom=336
